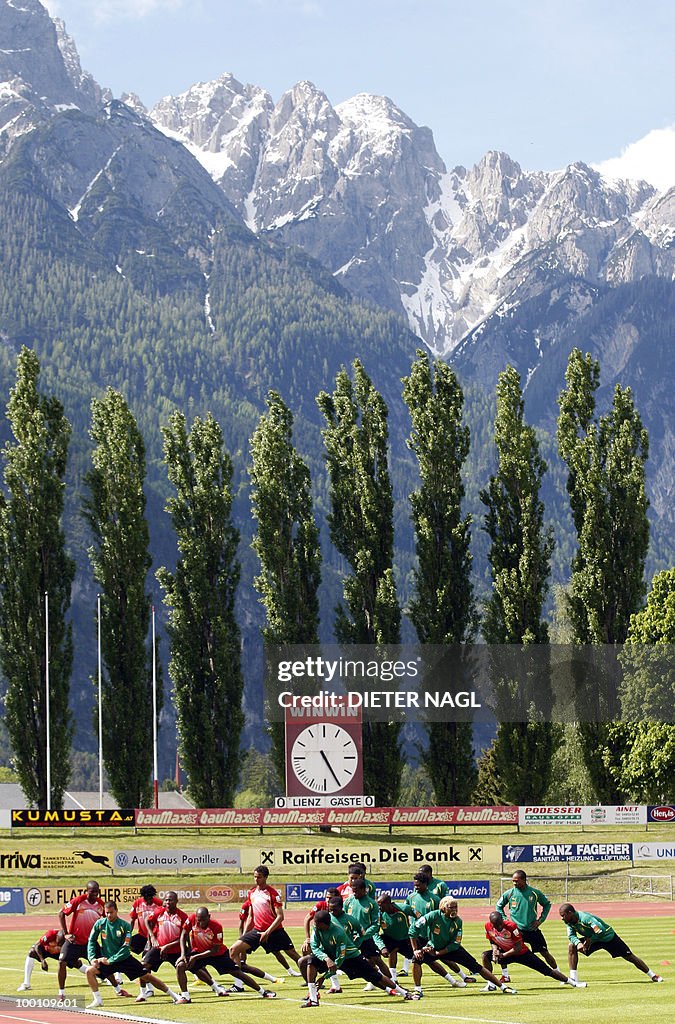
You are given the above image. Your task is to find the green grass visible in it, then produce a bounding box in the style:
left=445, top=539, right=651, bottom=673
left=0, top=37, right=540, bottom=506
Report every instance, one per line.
left=1, top=918, right=672, bottom=1024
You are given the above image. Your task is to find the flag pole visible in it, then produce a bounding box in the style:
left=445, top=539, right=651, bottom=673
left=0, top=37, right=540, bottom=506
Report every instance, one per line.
left=44, top=591, right=51, bottom=811
left=97, top=594, right=103, bottom=809
left=152, top=605, right=158, bottom=809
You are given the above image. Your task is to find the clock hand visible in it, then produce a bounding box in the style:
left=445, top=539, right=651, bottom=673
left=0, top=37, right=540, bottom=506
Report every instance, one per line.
left=320, top=750, right=342, bottom=788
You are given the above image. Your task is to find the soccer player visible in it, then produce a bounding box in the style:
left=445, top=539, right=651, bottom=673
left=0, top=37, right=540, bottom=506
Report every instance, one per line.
left=496, top=869, right=557, bottom=978
left=142, top=891, right=188, bottom=979
left=57, top=880, right=105, bottom=1000
left=129, top=884, right=163, bottom=998
left=337, top=862, right=376, bottom=900
left=403, top=872, right=440, bottom=921
left=301, top=889, right=343, bottom=993
left=376, top=893, right=415, bottom=984
left=229, top=866, right=301, bottom=971
left=559, top=903, right=664, bottom=983
left=410, top=899, right=516, bottom=997
left=345, top=878, right=391, bottom=990
left=18, top=929, right=70, bottom=991
left=482, top=911, right=585, bottom=990
left=299, top=909, right=416, bottom=1007
left=418, top=864, right=449, bottom=901
left=240, top=894, right=297, bottom=976
left=175, top=907, right=277, bottom=1001
left=86, top=901, right=180, bottom=1008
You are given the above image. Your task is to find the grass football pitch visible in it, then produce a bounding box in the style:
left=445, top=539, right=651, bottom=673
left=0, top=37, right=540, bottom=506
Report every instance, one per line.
left=0, top=917, right=672, bottom=1024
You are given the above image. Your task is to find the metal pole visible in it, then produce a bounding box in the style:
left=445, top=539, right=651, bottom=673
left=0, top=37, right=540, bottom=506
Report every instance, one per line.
left=45, top=591, right=51, bottom=811
left=97, top=595, right=103, bottom=809
left=152, top=605, right=158, bottom=809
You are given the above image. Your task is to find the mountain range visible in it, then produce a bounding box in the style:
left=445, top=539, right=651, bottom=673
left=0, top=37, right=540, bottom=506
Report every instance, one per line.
left=0, top=0, right=673, bottom=769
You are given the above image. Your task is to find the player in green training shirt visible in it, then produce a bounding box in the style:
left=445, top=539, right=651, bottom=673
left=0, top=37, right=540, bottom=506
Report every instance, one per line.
left=410, top=898, right=516, bottom=997
left=376, top=893, right=414, bottom=984
left=344, top=878, right=391, bottom=989
left=86, top=902, right=180, bottom=1008
left=403, top=873, right=440, bottom=921
left=419, top=863, right=449, bottom=900
left=300, top=910, right=417, bottom=1006
left=560, top=904, right=664, bottom=984
left=496, top=869, right=557, bottom=972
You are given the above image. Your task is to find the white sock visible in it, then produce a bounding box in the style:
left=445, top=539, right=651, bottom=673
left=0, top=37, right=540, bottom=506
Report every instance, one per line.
left=263, top=972, right=276, bottom=982
left=331, top=975, right=341, bottom=990
left=91, top=994, right=103, bottom=1005
left=181, top=990, right=190, bottom=999
left=210, top=982, right=220, bottom=991
left=308, top=982, right=318, bottom=1001
left=288, top=967, right=301, bottom=976
left=458, top=969, right=469, bottom=980
left=23, top=958, right=36, bottom=986
left=390, top=967, right=397, bottom=981
left=570, top=969, right=578, bottom=981
left=167, top=988, right=180, bottom=1001
left=79, top=965, right=89, bottom=975
left=444, top=973, right=455, bottom=984
left=393, top=983, right=406, bottom=995
left=232, top=979, right=245, bottom=990
left=414, top=985, right=423, bottom=992
left=59, top=990, right=66, bottom=997
left=402, top=958, right=411, bottom=971
left=648, top=970, right=656, bottom=979
left=500, top=968, right=510, bottom=980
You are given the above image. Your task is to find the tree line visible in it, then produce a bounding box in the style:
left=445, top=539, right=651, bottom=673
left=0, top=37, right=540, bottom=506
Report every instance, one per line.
left=0, top=345, right=670, bottom=809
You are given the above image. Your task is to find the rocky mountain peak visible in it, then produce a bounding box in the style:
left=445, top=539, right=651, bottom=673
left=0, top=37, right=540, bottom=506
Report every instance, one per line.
left=0, top=0, right=100, bottom=145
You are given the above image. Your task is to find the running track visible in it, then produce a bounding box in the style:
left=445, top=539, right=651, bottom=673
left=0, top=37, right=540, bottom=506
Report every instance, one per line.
left=2, top=901, right=673, bottom=934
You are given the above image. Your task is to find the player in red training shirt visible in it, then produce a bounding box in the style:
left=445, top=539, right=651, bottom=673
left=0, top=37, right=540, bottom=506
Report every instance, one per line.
left=482, top=912, right=586, bottom=990
left=57, top=881, right=105, bottom=999
left=229, top=866, right=301, bottom=971
left=174, top=907, right=277, bottom=1001
left=129, top=884, right=163, bottom=998
left=18, top=929, right=69, bottom=991
left=141, top=891, right=188, bottom=979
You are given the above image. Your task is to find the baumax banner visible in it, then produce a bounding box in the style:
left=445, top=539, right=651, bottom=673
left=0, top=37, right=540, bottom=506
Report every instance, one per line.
left=134, top=806, right=518, bottom=828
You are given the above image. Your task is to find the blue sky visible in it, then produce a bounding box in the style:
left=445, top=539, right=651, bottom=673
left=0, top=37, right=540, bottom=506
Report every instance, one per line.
left=44, top=0, right=675, bottom=177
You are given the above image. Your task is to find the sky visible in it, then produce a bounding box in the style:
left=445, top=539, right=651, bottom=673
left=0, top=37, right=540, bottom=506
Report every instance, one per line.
left=42, top=0, right=675, bottom=187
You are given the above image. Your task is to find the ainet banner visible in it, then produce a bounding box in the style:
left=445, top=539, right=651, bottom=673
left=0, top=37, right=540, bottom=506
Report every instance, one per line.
left=264, top=644, right=675, bottom=723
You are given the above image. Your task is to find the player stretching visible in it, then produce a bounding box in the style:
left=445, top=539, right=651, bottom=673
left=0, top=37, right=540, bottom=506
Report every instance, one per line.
left=482, top=912, right=586, bottom=990
left=18, top=929, right=71, bottom=991
left=410, top=899, right=516, bottom=997
left=496, top=869, right=557, bottom=983
left=300, top=910, right=416, bottom=1007
left=229, top=866, right=301, bottom=971
left=57, top=880, right=105, bottom=1001
left=176, top=907, right=277, bottom=1000
left=559, top=904, right=664, bottom=984
left=141, top=891, right=188, bottom=987
left=86, top=902, right=180, bottom=1008
left=129, top=883, right=163, bottom=999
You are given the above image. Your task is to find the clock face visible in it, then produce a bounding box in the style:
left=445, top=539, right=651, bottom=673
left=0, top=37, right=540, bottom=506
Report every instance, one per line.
left=291, top=724, right=359, bottom=794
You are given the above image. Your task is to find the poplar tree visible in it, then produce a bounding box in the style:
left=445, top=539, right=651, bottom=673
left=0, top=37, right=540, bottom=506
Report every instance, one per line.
left=617, top=568, right=675, bottom=801
left=480, top=366, right=557, bottom=803
left=158, top=412, right=243, bottom=807
left=317, top=360, right=401, bottom=804
left=83, top=389, right=155, bottom=807
left=557, top=349, right=650, bottom=801
left=0, top=348, right=74, bottom=809
left=402, top=351, right=476, bottom=803
left=249, top=392, right=321, bottom=784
